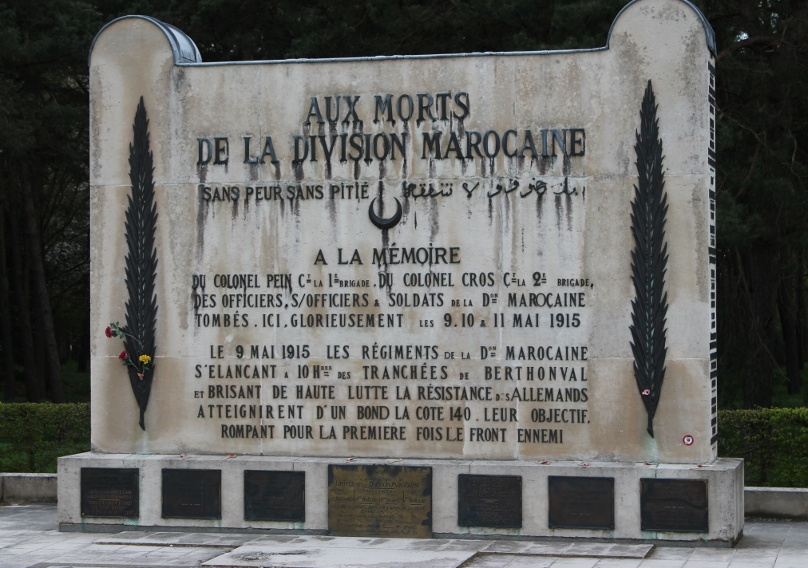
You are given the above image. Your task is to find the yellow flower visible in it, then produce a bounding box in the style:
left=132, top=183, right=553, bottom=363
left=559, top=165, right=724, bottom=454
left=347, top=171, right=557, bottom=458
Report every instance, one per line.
left=139, top=354, right=152, bottom=365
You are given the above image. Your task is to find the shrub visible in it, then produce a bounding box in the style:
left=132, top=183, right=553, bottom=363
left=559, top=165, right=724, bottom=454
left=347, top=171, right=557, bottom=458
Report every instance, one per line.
left=0, top=403, right=90, bottom=473
left=718, top=408, right=808, bottom=487
left=0, top=403, right=805, bottom=485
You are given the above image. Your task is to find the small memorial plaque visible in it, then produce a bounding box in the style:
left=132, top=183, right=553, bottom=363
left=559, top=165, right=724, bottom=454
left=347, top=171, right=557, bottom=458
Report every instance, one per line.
left=328, top=465, right=431, bottom=538
left=641, top=479, right=708, bottom=532
left=244, top=470, right=305, bottom=522
left=81, top=468, right=139, bottom=518
left=458, top=474, right=522, bottom=528
left=162, top=469, right=221, bottom=519
left=548, top=476, right=614, bottom=530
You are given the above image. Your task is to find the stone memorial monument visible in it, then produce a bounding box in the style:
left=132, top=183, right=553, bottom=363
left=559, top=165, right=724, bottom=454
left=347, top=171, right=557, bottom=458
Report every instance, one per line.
left=59, top=0, right=744, bottom=543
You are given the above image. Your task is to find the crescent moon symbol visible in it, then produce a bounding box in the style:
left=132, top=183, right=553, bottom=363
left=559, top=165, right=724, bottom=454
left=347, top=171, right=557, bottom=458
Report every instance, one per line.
left=368, top=197, right=402, bottom=230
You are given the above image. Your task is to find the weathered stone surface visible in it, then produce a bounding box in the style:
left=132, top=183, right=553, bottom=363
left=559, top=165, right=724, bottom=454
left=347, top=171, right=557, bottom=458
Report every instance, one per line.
left=87, top=0, right=718, bottom=465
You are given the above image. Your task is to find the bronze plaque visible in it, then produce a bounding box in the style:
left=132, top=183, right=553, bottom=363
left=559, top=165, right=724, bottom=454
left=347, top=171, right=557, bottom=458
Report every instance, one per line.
left=161, top=469, right=221, bottom=519
left=641, top=478, right=708, bottom=532
left=458, top=474, right=521, bottom=528
left=81, top=468, right=139, bottom=518
left=548, top=476, right=614, bottom=530
left=244, top=470, right=305, bottom=522
left=328, top=465, right=431, bottom=538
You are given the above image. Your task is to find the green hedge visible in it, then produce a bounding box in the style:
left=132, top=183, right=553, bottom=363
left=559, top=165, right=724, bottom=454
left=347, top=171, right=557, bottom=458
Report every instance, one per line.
left=718, top=408, right=808, bottom=487
left=0, top=403, right=90, bottom=473
left=0, top=403, right=806, bottom=486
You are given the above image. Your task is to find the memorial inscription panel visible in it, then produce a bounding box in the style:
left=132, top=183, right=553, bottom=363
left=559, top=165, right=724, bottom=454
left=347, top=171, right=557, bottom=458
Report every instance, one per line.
left=161, top=469, right=221, bottom=519
left=81, top=468, right=139, bottom=518
left=89, top=0, right=717, bottom=467
left=458, top=474, right=522, bottom=528
left=548, top=476, right=614, bottom=530
left=244, top=470, right=305, bottom=522
left=640, top=479, right=708, bottom=532
left=328, top=465, right=431, bottom=538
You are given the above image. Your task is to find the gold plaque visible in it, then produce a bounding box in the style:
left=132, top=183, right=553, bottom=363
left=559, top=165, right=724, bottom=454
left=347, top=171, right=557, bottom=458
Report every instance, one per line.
left=328, top=465, right=432, bottom=538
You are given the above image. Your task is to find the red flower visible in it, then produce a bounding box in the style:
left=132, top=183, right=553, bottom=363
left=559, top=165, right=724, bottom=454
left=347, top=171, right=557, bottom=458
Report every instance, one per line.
left=137, top=373, right=144, bottom=380
left=118, top=350, right=128, bottom=361
left=105, top=326, right=112, bottom=338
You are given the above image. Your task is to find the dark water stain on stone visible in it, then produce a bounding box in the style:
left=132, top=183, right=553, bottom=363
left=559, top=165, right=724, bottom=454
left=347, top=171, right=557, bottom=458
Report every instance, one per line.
left=503, top=190, right=512, bottom=232
left=454, top=117, right=468, bottom=174
left=197, top=163, right=208, bottom=184
left=327, top=184, right=337, bottom=228
left=324, top=152, right=333, bottom=180
left=535, top=193, right=544, bottom=227
left=232, top=196, right=239, bottom=221
left=565, top=193, right=573, bottom=231
left=378, top=158, right=386, bottom=180
left=291, top=193, right=300, bottom=220
left=488, top=193, right=494, bottom=226
left=196, top=186, right=209, bottom=261
left=380, top=222, right=393, bottom=303
left=562, top=154, right=571, bottom=177
left=273, top=162, right=281, bottom=180
left=293, top=161, right=304, bottom=182
left=401, top=123, right=410, bottom=178
left=539, top=156, right=551, bottom=175
left=428, top=204, right=438, bottom=243
left=554, top=194, right=563, bottom=230
left=278, top=192, right=286, bottom=218
left=402, top=190, right=411, bottom=217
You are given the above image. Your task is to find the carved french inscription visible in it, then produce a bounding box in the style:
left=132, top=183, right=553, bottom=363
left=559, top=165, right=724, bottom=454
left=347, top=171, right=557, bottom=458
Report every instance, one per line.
left=161, top=469, right=221, bottom=519
left=458, top=474, right=521, bottom=528
left=81, top=468, right=139, bottom=518
left=244, top=470, right=305, bottom=522
left=548, top=476, right=614, bottom=530
left=328, top=465, right=431, bottom=538
left=90, top=3, right=719, bottom=468
left=641, top=479, right=708, bottom=532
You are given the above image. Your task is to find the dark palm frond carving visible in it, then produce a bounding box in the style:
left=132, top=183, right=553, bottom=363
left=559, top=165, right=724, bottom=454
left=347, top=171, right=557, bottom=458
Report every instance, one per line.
left=124, top=97, right=158, bottom=430
left=629, top=80, right=669, bottom=438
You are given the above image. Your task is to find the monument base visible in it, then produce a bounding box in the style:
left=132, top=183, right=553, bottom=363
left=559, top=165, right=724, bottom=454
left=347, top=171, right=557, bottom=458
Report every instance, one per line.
left=58, top=453, right=743, bottom=545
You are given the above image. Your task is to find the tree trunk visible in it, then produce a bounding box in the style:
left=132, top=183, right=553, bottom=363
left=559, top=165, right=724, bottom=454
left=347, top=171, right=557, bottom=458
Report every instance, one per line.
left=797, top=253, right=807, bottom=372
left=0, top=209, right=17, bottom=401
left=777, top=277, right=802, bottom=395
left=76, top=317, right=89, bottom=373
left=9, top=203, right=41, bottom=402
left=742, top=245, right=777, bottom=408
left=32, top=296, right=49, bottom=396
left=21, top=166, right=64, bottom=403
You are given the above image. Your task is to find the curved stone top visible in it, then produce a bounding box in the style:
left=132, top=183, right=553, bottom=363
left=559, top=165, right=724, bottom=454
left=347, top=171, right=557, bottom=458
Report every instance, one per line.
left=608, top=0, right=716, bottom=55
left=88, top=15, right=202, bottom=66
left=89, top=0, right=715, bottom=67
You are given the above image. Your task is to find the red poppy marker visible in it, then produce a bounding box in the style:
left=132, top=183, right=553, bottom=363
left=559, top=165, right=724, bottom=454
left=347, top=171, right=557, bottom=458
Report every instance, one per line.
left=683, top=435, right=694, bottom=446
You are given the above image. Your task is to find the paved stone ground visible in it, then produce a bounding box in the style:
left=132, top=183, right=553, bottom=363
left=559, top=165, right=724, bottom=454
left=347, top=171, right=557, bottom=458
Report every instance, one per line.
left=0, top=505, right=805, bottom=568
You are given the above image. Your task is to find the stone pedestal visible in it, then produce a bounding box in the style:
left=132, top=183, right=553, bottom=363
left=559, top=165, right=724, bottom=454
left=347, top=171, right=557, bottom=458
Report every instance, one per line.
left=59, top=453, right=743, bottom=544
